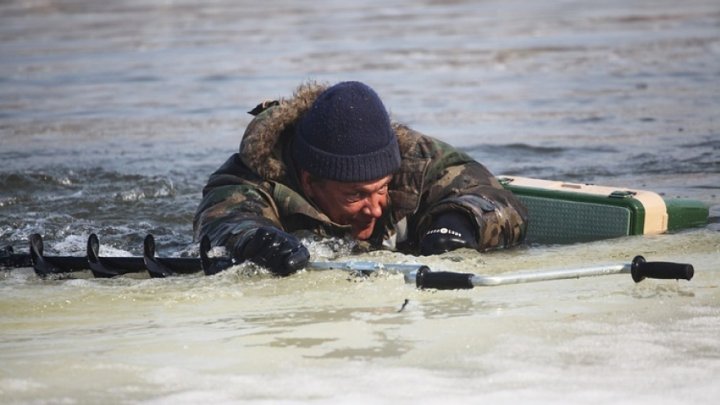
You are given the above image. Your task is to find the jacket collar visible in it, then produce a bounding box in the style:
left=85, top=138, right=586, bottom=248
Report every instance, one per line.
left=239, top=82, right=328, bottom=182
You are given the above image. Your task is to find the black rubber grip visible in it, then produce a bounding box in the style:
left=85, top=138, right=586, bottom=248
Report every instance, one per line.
left=630, top=255, right=694, bottom=283
left=415, top=266, right=474, bottom=290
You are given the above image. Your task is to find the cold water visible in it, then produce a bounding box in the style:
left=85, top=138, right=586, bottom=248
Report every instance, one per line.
left=1, top=0, right=719, bottom=403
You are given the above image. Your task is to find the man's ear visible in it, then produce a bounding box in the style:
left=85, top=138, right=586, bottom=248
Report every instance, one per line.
left=299, top=170, right=314, bottom=198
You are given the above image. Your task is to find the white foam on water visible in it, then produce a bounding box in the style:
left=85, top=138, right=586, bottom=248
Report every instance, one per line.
left=2, top=236, right=717, bottom=403
left=0, top=378, right=46, bottom=394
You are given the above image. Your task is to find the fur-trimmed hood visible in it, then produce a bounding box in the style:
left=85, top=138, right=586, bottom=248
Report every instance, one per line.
left=239, top=81, right=416, bottom=181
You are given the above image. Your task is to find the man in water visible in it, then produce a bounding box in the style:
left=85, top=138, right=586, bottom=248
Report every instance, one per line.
left=194, top=81, right=527, bottom=275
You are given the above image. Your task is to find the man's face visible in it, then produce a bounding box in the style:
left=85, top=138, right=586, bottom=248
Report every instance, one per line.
left=300, top=172, right=392, bottom=240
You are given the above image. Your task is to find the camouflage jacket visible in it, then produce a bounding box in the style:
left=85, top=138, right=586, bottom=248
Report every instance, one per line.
left=193, top=82, right=527, bottom=254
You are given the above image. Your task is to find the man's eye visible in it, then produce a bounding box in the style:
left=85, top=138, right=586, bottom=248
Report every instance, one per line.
left=345, top=193, right=362, bottom=203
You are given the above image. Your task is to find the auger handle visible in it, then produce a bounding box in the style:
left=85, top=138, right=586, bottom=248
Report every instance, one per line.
left=630, top=255, right=694, bottom=282
left=415, top=266, right=474, bottom=290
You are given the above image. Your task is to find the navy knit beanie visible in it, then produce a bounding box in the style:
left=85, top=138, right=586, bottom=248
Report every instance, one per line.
left=293, top=81, right=401, bottom=182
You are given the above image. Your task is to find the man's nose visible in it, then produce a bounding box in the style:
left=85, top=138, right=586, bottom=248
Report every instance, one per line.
left=362, top=194, right=384, bottom=218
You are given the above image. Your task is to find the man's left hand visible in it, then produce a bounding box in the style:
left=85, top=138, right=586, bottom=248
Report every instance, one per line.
left=419, top=211, right=479, bottom=255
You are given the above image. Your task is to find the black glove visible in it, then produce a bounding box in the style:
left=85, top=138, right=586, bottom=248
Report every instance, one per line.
left=236, top=227, right=310, bottom=276
left=419, top=211, right=479, bottom=256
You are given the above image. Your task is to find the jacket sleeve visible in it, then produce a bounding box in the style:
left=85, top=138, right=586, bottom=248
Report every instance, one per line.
left=193, top=154, right=282, bottom=251
left=413, top=138, right=528, bottom=251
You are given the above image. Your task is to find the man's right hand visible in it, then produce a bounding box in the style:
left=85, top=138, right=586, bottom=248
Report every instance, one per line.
left=236, top=226, right=310, bottom=276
